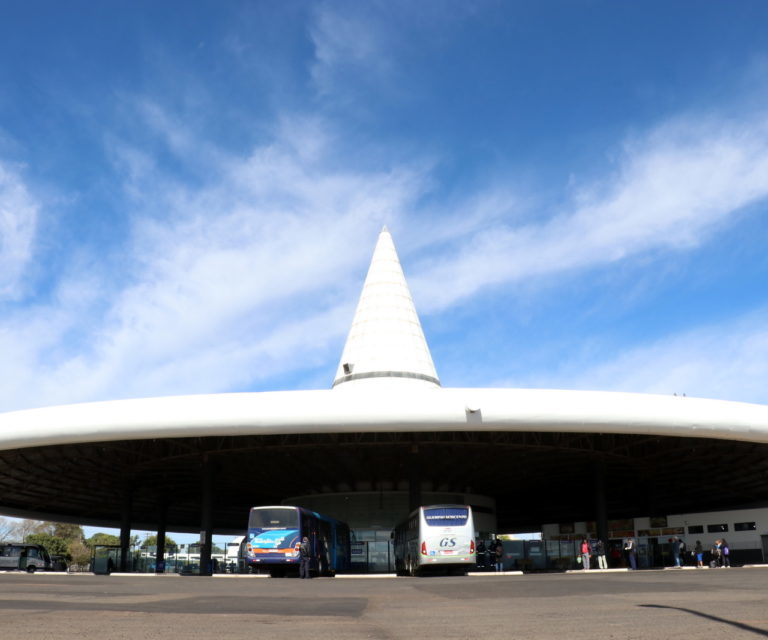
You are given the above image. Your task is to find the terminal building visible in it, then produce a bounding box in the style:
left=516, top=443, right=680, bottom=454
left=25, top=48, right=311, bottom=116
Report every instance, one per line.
left=1, top=227, right=768, bottom=573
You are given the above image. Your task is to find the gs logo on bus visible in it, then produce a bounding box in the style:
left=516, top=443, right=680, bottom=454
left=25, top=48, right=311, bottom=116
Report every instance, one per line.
left=439, top=537, right=457, bottom=548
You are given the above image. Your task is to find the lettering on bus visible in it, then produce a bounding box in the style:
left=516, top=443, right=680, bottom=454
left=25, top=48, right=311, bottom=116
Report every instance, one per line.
left=424, top=507, right=469, bottom=526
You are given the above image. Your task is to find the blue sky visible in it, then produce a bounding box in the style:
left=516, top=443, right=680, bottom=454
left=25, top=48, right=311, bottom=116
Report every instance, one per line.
left=2, top=0, right=768, bottom=419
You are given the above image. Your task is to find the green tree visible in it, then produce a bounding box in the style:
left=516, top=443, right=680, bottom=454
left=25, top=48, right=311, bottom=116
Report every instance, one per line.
left=86, top=532, right=120, bottom=547
left=26, top=521, right=84, bottom=542
left=26, top=533, right=69, bottom=557
left=142, top=535, right=178, bottom=552
left=53, top=523, right=85, bottom=542
left=68, top=540, right=91, bottom=568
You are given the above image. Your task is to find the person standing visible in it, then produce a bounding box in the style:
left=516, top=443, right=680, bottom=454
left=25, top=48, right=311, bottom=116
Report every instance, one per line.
left=595, top=539, right=607, bottom=570
left=299, top=536, right=312, bottom=579
left=476, top=540, right=487, bottom=569
left=493, top=538, right=504, bottom=572
left=624, top=538, right=637, bottom=570
left=711, top=540, right=722, bottom=568
left=580, top=538, right=591, bottom=570
left=694, top=540, right=704, bottom=568
left=720, top=539, right=731, bottom=568
left=671, top=537, right=682, bottom=568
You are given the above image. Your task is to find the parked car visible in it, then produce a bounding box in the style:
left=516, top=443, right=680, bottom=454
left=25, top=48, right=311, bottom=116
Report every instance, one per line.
left=50, top=554, right=68, bottom=572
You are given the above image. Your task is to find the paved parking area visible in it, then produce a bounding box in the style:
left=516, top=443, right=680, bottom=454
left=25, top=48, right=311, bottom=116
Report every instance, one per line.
left=1, top=568, right=767, bottom=639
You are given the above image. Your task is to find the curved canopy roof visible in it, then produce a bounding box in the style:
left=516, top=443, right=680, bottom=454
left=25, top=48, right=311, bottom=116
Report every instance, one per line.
left=2, top=386, right=768, bottom=452
left=1, top=227, right=767, bottom=532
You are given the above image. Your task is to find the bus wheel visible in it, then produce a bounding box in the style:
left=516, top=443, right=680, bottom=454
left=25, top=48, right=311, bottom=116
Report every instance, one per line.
left=26, top=566, right=36, bottom=574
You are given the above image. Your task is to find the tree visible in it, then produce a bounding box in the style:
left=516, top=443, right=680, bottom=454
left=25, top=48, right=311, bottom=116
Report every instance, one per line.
left=141, top=535, right=178, bottom=552
left=68, top=540, right=91, bottom=568
left=53, top=523, right=85, bottom=543
left=31, top=521, right=55, bottom=536
left=26, top=533, right=69, bottom=557
left=0, top=517, right=15, bottom=542
left=13, top=519, right=41, bottom=542
left=26, top=521, right=85, bottom=542
left=86, top=532, right=120, bottom=547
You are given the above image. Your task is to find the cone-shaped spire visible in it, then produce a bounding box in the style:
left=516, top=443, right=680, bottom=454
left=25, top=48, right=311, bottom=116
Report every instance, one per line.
left=333, top=227, right=440, bottom=389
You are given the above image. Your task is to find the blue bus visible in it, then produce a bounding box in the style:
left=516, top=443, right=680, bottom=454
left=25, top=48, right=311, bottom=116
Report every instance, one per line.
left=244, top=505, right=352, bottom=577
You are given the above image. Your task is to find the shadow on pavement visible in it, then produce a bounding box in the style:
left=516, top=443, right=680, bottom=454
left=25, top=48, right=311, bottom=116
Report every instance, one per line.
left=639, top=604, right=768, bottom=637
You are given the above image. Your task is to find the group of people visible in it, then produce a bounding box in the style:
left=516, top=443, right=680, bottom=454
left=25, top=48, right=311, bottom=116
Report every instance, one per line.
left=707, top=539, right=731, bottom=568
left=580, top=535, right=732, bottom=570
left=579, top=537, right=634, bottom=570
left=476, top=538, right=505, bottom=571
left=579, top=538, right=611, bottom=570
left=675, top=537, right=731, bottom=568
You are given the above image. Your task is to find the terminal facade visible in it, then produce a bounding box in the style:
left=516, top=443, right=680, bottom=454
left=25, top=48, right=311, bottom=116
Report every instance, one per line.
left=1, top=228, right=768, bottom=573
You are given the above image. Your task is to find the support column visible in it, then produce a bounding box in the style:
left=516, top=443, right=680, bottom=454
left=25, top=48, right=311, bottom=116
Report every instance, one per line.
left=408, top=443, right=421, bottom=514
left=594, top=461, right=608, bottom=544
left=119, top=486, right=133, bottom=573
left=199, top=454, right=213, bottom=576
left=155, top=497, right=167, bottom=574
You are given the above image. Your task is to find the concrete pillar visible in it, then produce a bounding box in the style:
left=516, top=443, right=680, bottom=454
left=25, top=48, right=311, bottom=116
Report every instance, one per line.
left=155, top=498, right=167, bottom=574
left=594, top=461, right=608, bottom=544
left=119, top=487, right=132, bottom=572
left=408, top=443, right=421, bottom=514
left=199, top=454, right=213, bottom=576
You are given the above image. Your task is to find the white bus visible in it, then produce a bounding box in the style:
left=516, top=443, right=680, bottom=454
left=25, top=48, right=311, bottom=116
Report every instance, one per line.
left=392, top=505, right=476, bottom=576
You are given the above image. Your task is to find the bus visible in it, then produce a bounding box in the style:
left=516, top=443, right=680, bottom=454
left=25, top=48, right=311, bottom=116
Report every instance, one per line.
left=392, top=505, right=476, bottom=576
left=0, top=543, right=52, bottom=573
left=244, top=506, right=351, bottom=577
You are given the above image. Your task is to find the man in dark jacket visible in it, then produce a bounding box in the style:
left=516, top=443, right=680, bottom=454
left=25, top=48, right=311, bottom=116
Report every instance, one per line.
left=299, top=536, right=312, bottom=579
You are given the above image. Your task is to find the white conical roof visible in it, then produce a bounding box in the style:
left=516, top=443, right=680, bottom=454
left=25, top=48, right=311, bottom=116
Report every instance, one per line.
left=333, top=227, right=440, bottom=389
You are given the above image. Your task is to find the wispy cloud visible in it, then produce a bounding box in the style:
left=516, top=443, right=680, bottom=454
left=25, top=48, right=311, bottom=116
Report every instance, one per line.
left=409, top=113, right=768, bottom=311
left=0, top=107, right=430, bottom=410
left=0, top=162, right=38, bottom=300
left=507, top=308, right=768, bottom=405
left=2, top=73, right=767, bottom=412
left=309, top=3, right=393, bottom=99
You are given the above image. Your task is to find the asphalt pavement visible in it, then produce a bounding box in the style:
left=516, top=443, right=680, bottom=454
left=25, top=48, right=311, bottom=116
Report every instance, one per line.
left=1, top=568, right=767, bottom=639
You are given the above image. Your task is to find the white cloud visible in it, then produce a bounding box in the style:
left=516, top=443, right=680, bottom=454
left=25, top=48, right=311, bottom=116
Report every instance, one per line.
left=309, top=4, right=392, bottom=98
left=0, top=110, right=431, bottom=410
left=0, top=162, right=38, bottom=300
left=510, top=309, right=768, bottom=405
left=2, top=97, right=768, bottom=412
left=409, top=113, right=768, bottom=311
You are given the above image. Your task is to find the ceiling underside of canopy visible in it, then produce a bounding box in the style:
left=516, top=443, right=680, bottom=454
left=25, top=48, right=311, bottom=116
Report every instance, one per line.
left=2, top=430, right=767, bottom=534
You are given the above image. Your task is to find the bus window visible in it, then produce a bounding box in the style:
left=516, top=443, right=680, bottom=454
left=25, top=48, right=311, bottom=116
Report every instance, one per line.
left=423, top=506, right=469, bottom=526
left=248, top=507, right=299, bottom=530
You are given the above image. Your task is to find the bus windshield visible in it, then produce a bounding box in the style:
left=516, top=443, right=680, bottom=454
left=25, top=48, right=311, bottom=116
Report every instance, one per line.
left=424, top=507, right=469, bottom=526
left=248, top=507, right=299, bottom=530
